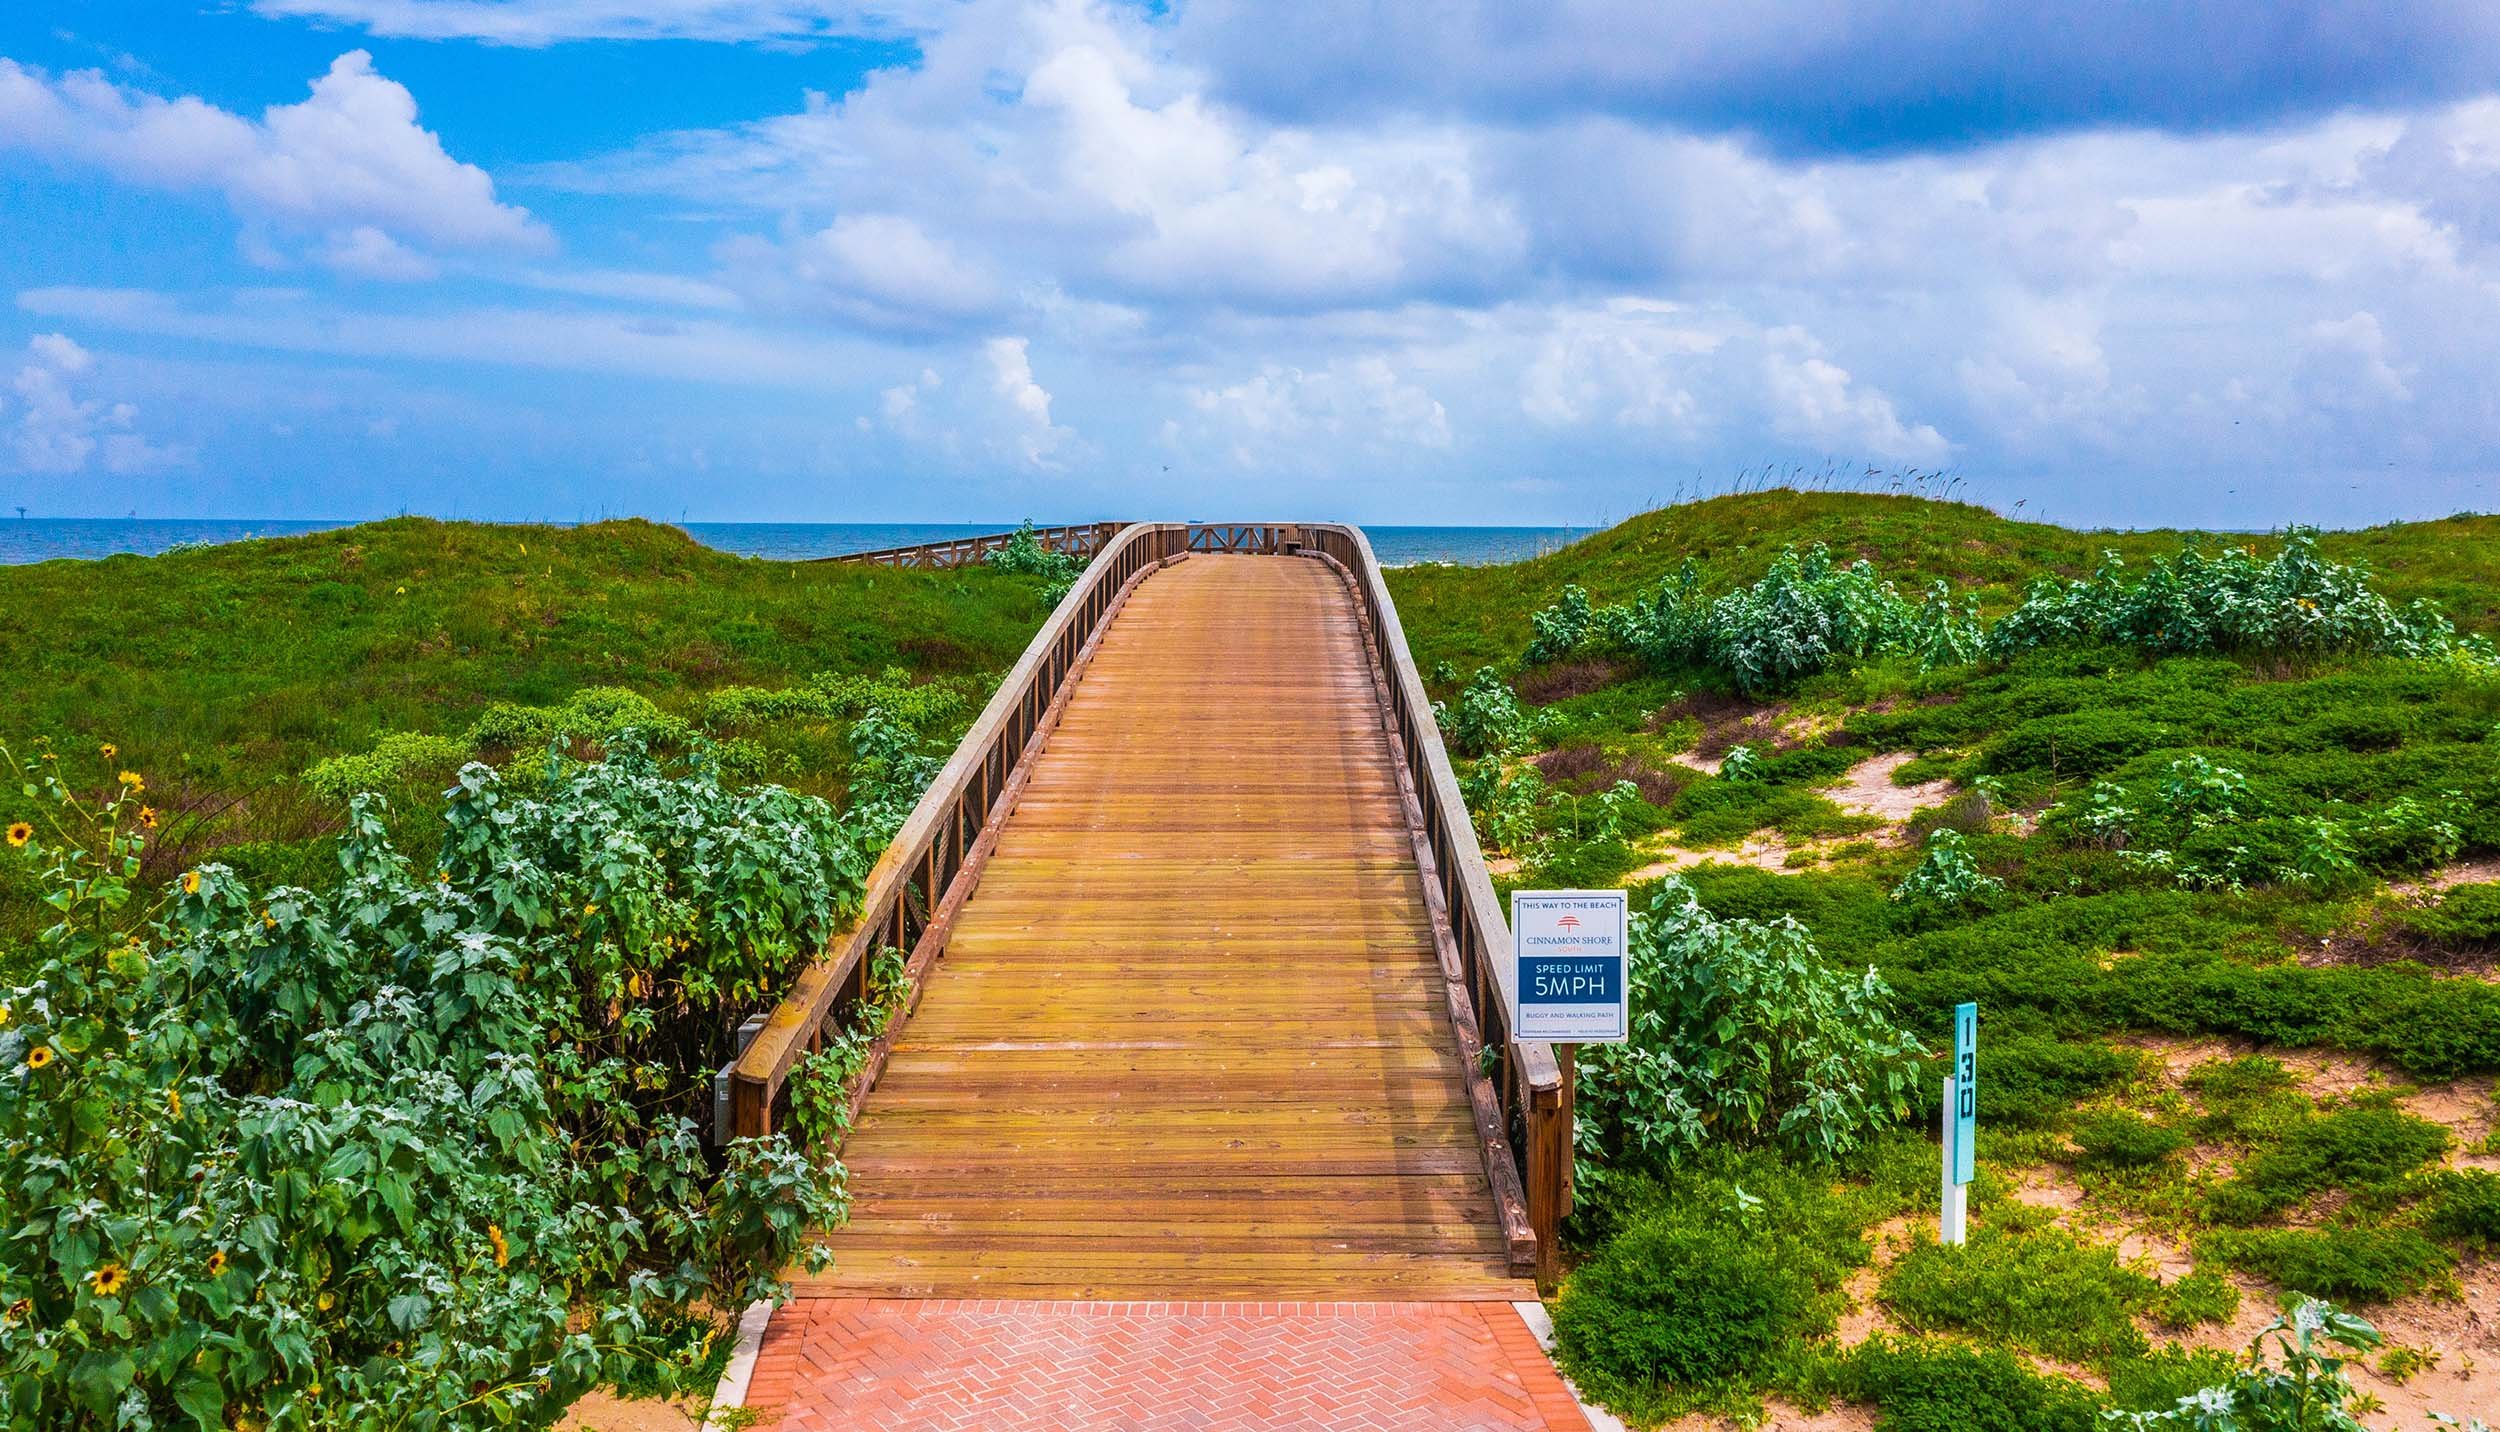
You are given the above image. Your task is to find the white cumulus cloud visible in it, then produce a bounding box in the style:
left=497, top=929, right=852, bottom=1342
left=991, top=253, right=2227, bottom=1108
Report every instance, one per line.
left=5, top=333, right=184, bottom=476
left=0, top=51, right=545, bottom=271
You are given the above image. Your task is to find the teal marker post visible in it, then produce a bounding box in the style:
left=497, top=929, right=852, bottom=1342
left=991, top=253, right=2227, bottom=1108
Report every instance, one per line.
left=1940, top=1001, right=1977, bottom=1245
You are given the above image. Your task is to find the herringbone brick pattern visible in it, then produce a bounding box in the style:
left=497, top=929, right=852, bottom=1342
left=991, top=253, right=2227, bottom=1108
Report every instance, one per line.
left=744, top=1299, right=1591, bottom=1431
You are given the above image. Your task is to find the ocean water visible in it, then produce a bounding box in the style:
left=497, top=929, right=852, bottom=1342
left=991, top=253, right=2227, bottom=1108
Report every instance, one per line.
left=0, top=519, right=1595, bottom=568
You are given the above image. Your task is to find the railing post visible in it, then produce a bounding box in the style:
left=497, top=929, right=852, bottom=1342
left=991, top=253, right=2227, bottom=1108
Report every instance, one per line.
left=1527, top=1043, right=1575, bottom=1293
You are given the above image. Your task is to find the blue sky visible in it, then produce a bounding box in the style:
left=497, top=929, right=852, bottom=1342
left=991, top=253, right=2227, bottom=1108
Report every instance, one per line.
left=2, top=2, right=2498, bottom=527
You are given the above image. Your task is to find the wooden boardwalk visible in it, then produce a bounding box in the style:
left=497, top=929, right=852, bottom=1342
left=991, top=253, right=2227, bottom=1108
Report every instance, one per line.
left=797, top=554, right=1531, bottom=1302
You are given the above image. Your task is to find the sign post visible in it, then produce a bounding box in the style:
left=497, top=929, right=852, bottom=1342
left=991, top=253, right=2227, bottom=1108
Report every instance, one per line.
left=1509, top=890, right=1629, bottom=1045
left=1941, top=1001, right=1976, bottom=1245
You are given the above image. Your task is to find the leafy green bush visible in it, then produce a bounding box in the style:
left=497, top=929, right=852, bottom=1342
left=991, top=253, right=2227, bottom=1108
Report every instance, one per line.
left=1890, top=829, right=2004, bottom=919
left=1517, top=546, right=1982, bottom=695
left=2208, top=1105, right=2449, bottom=1223
left=312, top=686, right=707, bottom=798
left=1986, top=530, right=2482, bottom=666
left=1978, top=1035, right=2138, bottom=1130
left=1459, top=759, right=1548, bottom=856
left=2199, top=1226, right=2455, bottom=1303
left=2402, top=882, right=2500, bottom=950
left=0, top=740, right=854, bottom=1429
left=2071, top=1110, right=2189, bottom=1170
left=2103, top=1346, right=2240, bottom=1414
left=1554, top=1151, right=1868, bottom=1419
left=2425, top=1169, right=2500, bottom=1249
left=303, top=730, right=470, bottom=801
left=1552, top=1212, right=1819, bottom=1393
left=2187, top=1054, right=2298, bottom=1102
left=1575, top=879, right=1925, bottom=1181
left=1436, top=667, right=1538, bottom=757
left=1821, top=1336, right=2098, bottom=1432
left=2146, top=1266, right=2242, bottom=1330
left=2111, top=1298, right=2384, bottom=1430
left=701, top=667, right=971, bottom=732
left=981, top=520, right=1083, bottom=602
left=1902, top=787, right=1993, bottom=843
left=1878, top=1224, right=2156, bottom=1364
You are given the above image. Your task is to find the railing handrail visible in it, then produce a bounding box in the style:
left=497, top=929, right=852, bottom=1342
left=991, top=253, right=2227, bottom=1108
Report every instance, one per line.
left=726, top=521, right=1186, bottom=1134
left=1298, top=523, right=1569, bottom=1285
left=824, top=520, right=1127, bottom=568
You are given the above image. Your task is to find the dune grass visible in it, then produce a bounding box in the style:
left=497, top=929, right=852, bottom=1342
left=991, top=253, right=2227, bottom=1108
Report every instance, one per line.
left=0, top=517, right=1056, bottom=955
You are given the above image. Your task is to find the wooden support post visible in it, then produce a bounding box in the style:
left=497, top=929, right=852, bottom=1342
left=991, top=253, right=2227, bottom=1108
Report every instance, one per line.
left=1528, top=1044, right=1575, bottom=1294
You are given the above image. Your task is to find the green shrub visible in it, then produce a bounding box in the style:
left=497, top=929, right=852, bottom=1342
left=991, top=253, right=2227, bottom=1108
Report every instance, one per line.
left=1979, top=1035, right=2139, bottom=1130
left=701, top=667, right=971, bottom=733
left=1575, top=879, right=1925, bottom=1181
left=1902, top=787, right=1993, bottom=842
left=2111, top=1298, right=2384, bottom=1430
left=2403, top=883, right=2500, bottom=950
left=2103, top=1346, right=2240, bottom=1413
left=303, top=730, right=470, bottom=800
left=1889, top=829, right=2004, bottom=919
left=1985, top=530, right=2479, bottom=665
left=0, top=740, right=854, bottom=1429
left=1552, top=1214, right=1819, bottom=1393
left=1459, top=759, right=1549, bottom=856
left=2184, top=1053, right=2297, bottom=1103
left=1673, top=780, right=1872, bottom=845
left=1878, top=1224, right=2155, bottom=1364
left=981, top=520, right=1082, bottom=601
left=2146, top=1266, right=2242, bottom=1329
left=1515, top=545, right=1981, bottom=695
left=2071, top=1110, right=2190, bottom=1170
left=2426, top=1169, right=2500, bottom=1249
left=1437, top=667, right=1538, bottom=757
left=2209, top=1105, right=2449, bottom=1222
left=1557, top=1152, right=1874, bottom=1419
left=2199, top=1226, right=2455, bottom=1303
left=1823, top=1336, right=2098, bottom=1432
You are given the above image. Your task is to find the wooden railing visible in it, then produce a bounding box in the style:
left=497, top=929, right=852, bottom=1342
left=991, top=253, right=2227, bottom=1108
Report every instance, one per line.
left=1298, top=524, right=1573, bottom=1289
left=725, top=522, right=1187, bottom=1137
left=827, top=521, right=1128, bottom=569
left=1183, top=522, right=1303, bottom=555
left=726, top=519, right=1575, bottom=1287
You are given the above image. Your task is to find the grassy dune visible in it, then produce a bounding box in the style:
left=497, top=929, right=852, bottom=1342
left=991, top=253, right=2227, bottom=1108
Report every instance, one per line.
left=0, top=518, right=1056, bottom=946
left=1397, top=491, right=2500, bottom=1428
left=1389, top=491, right=2500, bottom=677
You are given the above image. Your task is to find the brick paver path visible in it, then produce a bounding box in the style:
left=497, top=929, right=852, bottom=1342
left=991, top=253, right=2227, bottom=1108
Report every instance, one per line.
left=744, top=1299, right=1592, bottom=1431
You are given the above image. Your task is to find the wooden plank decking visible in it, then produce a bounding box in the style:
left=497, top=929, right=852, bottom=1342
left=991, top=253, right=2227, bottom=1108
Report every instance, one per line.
left=797, top=554, right=1533, bottom=1301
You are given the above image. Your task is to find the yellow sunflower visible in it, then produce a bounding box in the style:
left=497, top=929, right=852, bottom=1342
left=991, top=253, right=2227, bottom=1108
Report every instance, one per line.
left=87, top=1263, right=128, bottom=1297
left=4, top=822, right=30, bottom=848
left=205, top=1249, right=227, bottom=1276
left=182, top=870, right=203, bottom=896
left=137, top=806, right=159, bottom=830
left=25, top=1046, right=53, bottom=1071
left=117, top=771, right=144, bottom=793
left=487, top=1224, right=510, bottom=1269
left=2, top=1298, right=28, bottom=1326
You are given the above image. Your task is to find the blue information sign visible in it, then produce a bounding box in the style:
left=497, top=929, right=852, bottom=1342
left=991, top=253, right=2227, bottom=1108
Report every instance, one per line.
left=1951, top=1002, right=1977, bottom=1187
left=1510, top=890, right=1629, bottom=1043
left=1519, top=956, right=1622, bottom=1005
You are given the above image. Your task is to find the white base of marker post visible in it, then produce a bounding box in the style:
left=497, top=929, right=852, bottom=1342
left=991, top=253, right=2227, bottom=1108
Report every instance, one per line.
left=1939, top=1072, right=1967, bottom=1246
